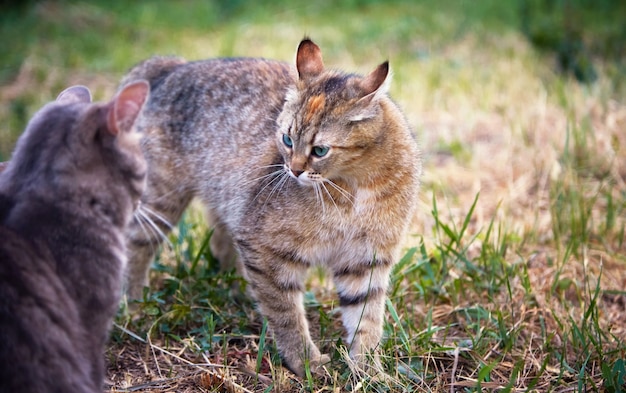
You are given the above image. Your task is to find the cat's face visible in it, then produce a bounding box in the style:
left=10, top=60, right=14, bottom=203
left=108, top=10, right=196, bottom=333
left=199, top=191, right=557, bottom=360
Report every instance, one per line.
left=275, top=39, right=390, bottom=190
left=4, top=82, right=149, bottom=222
left=276, top=78, right=378, bottom=188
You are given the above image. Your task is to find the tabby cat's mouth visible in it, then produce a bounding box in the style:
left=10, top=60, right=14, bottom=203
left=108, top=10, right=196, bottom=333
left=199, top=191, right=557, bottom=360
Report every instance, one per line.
left=287, top=170, right=317, bottom=187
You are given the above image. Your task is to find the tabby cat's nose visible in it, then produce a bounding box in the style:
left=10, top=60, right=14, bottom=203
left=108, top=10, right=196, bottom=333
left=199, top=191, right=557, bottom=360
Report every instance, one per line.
left=291, top=169, right=304, bottom=177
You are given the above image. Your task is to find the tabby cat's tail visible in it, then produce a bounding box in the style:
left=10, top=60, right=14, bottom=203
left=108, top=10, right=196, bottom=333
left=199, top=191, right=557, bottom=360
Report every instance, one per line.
left=119, top=56, right=186, bottom=91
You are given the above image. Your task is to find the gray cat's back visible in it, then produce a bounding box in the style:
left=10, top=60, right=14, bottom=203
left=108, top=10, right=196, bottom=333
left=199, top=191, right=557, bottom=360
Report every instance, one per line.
left=0, top=227, right=98, bottom=393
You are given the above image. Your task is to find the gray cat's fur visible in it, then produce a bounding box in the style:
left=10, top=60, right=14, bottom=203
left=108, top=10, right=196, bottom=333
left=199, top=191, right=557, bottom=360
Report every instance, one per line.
left=0, top=81, right=149, bottom=392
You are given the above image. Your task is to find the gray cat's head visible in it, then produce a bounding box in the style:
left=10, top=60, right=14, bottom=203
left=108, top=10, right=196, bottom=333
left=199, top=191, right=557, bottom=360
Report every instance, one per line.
left=1, top=81, right=150, bottom=226
left=276, top=39, right=391, bottom=190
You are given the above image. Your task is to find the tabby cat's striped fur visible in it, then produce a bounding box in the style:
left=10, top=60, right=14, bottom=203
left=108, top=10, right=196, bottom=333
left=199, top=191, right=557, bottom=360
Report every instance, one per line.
left=122, top=39, right=421, bottom=376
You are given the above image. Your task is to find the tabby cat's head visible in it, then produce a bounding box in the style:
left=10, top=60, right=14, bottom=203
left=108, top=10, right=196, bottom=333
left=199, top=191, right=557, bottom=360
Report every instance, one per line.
left=276, top=38, right=391, bottom=188
left=1, top=81, right=149, bottom=224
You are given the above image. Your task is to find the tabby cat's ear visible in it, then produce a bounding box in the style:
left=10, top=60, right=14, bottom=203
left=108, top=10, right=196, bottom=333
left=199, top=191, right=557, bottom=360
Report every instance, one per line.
left=349, top=62, right=391, bottom=122
left=359, top=61, right=390, bottom=101
left=296, top=38, right=324, bottom=80
left=56, top=85, right=92, bottom=105
left=106, top=81, right=150, bottom=136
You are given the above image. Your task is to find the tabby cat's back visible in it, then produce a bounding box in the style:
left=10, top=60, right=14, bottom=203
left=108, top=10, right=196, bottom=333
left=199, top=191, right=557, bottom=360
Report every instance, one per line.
left=0, top=81, right=149, bottom=392
left=123, top=56, right=298, bottom=285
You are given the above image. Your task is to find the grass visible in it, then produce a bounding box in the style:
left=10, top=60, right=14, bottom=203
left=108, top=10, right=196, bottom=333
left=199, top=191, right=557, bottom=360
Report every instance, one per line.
left=2, top=0, right=626, bottom=392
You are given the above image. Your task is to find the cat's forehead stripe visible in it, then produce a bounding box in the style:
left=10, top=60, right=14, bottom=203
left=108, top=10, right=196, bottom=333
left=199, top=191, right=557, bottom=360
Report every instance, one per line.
left=304, top=94, right=325, bottom=123
left=324, top=75, right=348, bottom=95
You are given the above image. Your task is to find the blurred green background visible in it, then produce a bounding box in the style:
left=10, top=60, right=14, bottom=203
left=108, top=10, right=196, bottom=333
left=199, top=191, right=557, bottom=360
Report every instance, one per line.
left=1, top=0, right=624, bottom=160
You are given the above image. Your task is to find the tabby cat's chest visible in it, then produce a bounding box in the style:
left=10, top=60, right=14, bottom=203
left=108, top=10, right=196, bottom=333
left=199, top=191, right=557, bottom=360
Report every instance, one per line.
left=280, top=188, right=386, bottom=259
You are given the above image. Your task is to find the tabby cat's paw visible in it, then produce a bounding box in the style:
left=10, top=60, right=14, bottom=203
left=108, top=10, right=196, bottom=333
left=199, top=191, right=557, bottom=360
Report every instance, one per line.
left=309, top=353, right=331, bottom=376
left=286, top=352, right=331, bottom=378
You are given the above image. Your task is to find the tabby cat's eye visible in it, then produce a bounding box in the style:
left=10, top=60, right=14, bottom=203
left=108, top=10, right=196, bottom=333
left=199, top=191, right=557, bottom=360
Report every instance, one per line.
left=282, top=134, right=293, bottom=148
left=312, top=146, right=329, bottom=157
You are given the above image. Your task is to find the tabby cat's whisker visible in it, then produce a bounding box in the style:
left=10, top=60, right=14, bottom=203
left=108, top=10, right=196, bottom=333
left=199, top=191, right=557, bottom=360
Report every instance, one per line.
left=252, top=170, right=284, bottom=203
left=313, top=183, right=326, bottom=213
left=256, top=164, right=284, bottom=170
left=247, top=163, right=284, bottom=174
left=245, top=164, right=284, bottom=178
left=241, top=168, right=284, bottom=188
left=324, top=179, right=355, bottom=206
left=263, top=172, right=289, bottom=210
left=320, top=182, right=341, bottom=213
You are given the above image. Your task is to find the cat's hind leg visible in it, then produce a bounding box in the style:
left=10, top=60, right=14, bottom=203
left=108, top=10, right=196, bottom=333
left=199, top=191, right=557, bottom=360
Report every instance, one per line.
left=206, top=211, right=239, bottom=273
left=126, top=179, right=193, bottom=301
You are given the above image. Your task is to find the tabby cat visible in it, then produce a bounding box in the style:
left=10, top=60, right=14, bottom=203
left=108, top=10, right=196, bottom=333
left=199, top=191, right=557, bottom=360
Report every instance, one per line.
left=0, top=81, right=149, bottom=392
left=122, top=39, right=421, bottom=376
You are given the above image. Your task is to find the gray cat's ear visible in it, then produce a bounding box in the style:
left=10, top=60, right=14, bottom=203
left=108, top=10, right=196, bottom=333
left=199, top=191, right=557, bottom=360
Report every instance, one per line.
left=106, top=80, right=150, bottom=136
left=296, top=38, right=324, bottom=80
left=56, top=85, right=92, bottom=104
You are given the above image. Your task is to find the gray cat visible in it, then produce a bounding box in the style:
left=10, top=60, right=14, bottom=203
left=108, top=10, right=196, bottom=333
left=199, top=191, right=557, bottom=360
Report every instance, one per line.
left=0, top=81, right=149, bottom=392
left=122, top=38, right=422, bottom=376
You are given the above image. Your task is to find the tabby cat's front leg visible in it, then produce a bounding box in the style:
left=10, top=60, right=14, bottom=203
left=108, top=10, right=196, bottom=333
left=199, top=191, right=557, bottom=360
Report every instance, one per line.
left=332, top=257, right=392, bottom=369
left=236, top=242, right=329, bottom=377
